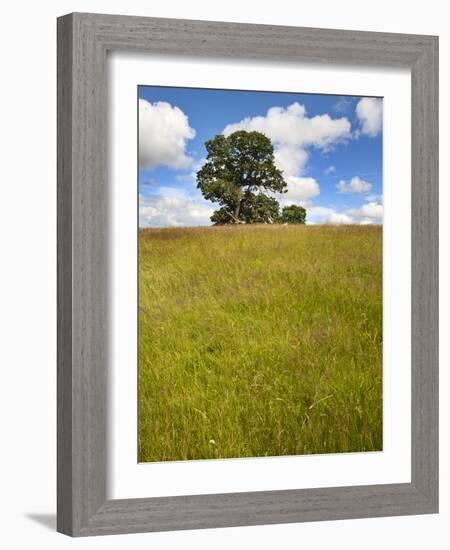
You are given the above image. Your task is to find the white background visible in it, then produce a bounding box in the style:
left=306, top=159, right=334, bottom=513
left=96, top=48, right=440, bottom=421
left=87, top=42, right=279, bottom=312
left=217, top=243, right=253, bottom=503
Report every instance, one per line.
left=0, top=1, right=447, bottom=549
left=109, top=54, right=411, bottom=498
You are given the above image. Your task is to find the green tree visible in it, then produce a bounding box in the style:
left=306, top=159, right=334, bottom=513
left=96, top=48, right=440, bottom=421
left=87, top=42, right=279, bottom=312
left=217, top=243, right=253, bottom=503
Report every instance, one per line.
left=241, top=193, right=281, bottom=224
left=196, top=130, right=286, bottom=224
left=281, top=204, right=307, bottom=224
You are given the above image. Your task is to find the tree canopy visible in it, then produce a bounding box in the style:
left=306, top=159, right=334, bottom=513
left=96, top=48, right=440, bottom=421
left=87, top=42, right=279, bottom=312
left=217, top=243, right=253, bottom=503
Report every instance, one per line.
left=281, top=204, right=307, bottom=224
left=197, top=130, right=291, bottom=225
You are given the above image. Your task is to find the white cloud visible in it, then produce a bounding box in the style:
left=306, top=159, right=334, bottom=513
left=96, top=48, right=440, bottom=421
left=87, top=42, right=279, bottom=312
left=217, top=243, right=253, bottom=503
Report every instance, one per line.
left=337, top=176, right=372, bottom=194
left=308, top=206, right=335, bottom=217
left=347, top=201, right=383, bottom=221
left=224, top=103, right=351, bottom=151
left=305, top=198, right=383, bottom=225
left=281, top=176, right=320, bottom=204
left=306, top=206, right=335, bottom=224
left=139, top=99, right=196, bottom=169
left=274, top=146, right=309, bottom=176
left=325, top=212, right=354, bottom=224
left=139, top=187, right=214, bottom=227
left=365, top=193, right=382, bottom=203
left=324, top=165, right=336, bottom=175
left=306, top=206, right=354, bottom=225
left=356, top=98, right=383, bottom=137
left=223, top=102, right=351, bottom=181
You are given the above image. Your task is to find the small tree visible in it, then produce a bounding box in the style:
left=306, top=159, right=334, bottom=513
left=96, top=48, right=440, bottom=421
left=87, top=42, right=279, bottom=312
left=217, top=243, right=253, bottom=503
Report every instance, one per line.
left=281, top=204, right=306, bottom=224
left=197, top=130, right=286, bottom=224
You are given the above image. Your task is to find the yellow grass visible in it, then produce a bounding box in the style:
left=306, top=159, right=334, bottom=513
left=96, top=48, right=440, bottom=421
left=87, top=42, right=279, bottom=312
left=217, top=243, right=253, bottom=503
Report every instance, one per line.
left=138, top=225, right=382, bottom=462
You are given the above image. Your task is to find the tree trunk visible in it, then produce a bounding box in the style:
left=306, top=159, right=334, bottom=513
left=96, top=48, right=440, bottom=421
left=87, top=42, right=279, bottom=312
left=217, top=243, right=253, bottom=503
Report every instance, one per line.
left=233, top=198, right=242, bottom=222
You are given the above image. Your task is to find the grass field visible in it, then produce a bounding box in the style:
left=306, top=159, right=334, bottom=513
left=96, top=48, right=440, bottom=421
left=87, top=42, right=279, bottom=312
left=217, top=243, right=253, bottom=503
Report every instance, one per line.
left=138, top=224, right=382, bottom=462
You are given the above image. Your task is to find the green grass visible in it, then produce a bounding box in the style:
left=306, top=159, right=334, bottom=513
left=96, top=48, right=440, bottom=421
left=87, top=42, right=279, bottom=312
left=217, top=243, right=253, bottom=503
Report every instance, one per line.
left=138, top=224, right=382, bottom=462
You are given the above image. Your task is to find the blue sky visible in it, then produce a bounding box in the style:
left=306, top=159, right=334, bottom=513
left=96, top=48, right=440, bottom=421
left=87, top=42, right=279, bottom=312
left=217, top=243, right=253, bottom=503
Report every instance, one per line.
left=138, top=86, right=383, bottom=227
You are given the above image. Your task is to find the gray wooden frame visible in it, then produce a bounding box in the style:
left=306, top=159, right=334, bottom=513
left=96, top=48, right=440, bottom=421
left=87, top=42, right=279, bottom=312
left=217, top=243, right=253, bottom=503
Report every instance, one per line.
left=57, top=12, right=438, bottom=537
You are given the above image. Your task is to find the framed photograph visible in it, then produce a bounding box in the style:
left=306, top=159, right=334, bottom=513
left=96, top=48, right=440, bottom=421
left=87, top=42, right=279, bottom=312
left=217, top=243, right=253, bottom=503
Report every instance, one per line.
left=57, top=12, right=438, bottom=536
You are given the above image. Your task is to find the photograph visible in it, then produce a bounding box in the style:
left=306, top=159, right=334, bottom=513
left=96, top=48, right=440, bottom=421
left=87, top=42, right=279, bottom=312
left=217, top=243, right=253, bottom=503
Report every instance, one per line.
left=0, top=1, right=442, bottom=543
left=138, top=86, right=383, bottom=462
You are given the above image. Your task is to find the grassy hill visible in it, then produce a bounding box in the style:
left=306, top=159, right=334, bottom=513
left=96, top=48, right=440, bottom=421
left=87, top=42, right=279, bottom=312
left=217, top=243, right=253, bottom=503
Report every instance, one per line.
left=138, top=224, right=382, bottom=462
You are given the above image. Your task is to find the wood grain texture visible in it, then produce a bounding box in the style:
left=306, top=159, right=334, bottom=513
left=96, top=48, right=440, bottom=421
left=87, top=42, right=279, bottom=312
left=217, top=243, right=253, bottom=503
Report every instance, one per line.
left=57, top=12, right=439, bottom=536
left=57, top=13, right=74, bottom=535
left=410, top=36, right=439, bottom=506
left=58, top=12, right=108, bottom=535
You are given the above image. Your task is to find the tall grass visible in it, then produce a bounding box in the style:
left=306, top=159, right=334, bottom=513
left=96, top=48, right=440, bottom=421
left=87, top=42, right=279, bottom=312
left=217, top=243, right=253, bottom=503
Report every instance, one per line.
left=138, top=225, right=382, bottom=462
